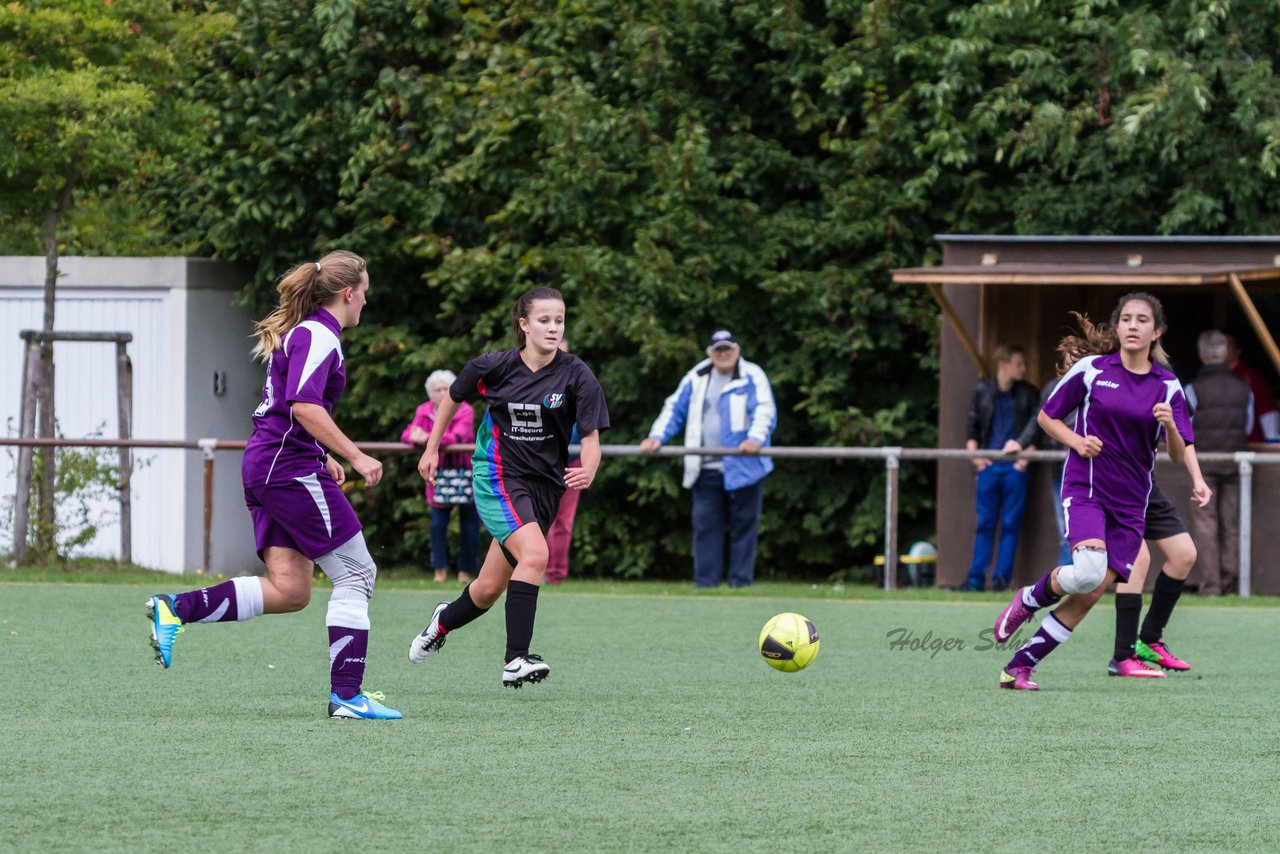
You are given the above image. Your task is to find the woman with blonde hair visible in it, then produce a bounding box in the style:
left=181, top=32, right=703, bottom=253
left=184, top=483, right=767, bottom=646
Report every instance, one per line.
left=146, top=250, right=402, bottom=719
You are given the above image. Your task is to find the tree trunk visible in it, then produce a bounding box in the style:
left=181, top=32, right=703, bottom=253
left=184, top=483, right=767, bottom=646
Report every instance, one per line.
left=32, top=177, right=75, bottom=558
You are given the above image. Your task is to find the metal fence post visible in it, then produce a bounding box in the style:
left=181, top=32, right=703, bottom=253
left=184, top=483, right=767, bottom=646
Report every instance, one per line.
left=1238, top=451, right=1254, bottom=598
left=883, top=448, right=903, bottom=591
left=198, top=439, right=218, bottom=575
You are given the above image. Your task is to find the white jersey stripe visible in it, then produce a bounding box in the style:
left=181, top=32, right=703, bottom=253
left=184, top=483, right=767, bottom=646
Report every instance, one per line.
left=292, top=320, right=344, bottom=396
left=295, top=472, right=333, bottom=537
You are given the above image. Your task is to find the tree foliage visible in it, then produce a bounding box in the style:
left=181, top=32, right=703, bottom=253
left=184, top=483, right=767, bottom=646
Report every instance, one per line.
left=154, top=0, right=1280, bottom=577
left=0, top=0, right=232, bottom=255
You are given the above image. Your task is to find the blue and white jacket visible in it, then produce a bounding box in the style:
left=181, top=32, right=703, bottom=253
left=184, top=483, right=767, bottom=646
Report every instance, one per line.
left=648, top=357, right=777, bottom=490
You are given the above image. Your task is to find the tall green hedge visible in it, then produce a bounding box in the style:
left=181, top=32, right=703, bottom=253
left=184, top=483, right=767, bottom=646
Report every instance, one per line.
left=153, top=0, right=1280, bottom=577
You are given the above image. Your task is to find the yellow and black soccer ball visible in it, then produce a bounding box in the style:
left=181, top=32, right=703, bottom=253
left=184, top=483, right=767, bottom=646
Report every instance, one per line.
left=758, top=612, right=820, bottom=673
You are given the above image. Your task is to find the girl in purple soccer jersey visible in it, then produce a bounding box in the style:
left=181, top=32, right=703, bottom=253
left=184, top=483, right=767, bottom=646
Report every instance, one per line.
left=1043, top=314, right=1206, bottom=680
left=992, top=293, right=1211, bottom=690
left=407, top=287, right=610, bottom=688
left=146, top=250, right=402, bottom=719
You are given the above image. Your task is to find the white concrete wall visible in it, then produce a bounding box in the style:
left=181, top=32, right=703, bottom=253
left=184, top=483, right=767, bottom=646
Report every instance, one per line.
left=182, top=285, right=264, bottom=577
left=0, top=257, right=257, bottom=574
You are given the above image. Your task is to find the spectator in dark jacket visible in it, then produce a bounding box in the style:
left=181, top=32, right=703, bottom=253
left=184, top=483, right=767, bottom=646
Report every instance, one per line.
left=1225, top=334, right=1279, bottom=442
left=962, top=345, right=1040, bottom=591
left=1187, top=330, right=1254, bottom=595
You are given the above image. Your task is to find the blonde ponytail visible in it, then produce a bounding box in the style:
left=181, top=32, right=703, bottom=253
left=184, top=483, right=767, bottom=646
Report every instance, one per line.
left=252, top=250, right=366, bottom=361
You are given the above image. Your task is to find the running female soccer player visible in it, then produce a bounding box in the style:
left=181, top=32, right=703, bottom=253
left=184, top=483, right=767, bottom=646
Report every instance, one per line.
left=407, top=287, right=609, bottom=688
left=992, top=293, right=1210, bottom=690
left=1038, top=315, right=1203, bottom=679
left=146, top=250, right=402, bottom=719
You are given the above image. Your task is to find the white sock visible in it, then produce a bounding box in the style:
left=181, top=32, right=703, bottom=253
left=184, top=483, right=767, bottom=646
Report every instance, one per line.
left=232, top=576, right=265, bottom=621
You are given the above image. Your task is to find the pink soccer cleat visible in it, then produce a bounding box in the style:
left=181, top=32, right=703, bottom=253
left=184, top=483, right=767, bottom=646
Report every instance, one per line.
left=994, top=588, right=1034, bottom=644
left=1107, top=656, right=1166, bottom=678
left=999, top=665, right=1040, bottom=691
left=1135, top=639, right=1190, bottom=671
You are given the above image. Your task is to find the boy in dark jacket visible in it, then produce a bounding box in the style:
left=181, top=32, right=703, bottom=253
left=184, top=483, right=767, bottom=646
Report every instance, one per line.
left=963, top=345, right=1040, bottom=591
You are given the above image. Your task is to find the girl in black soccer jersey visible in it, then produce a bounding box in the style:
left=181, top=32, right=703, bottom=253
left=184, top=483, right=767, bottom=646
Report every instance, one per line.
left=408, top=288, right=610, bottom=687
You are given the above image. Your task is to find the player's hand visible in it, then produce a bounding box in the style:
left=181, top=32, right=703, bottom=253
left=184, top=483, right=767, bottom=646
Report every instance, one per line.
left=1152, top=402, right=1176, bottom=431
left=325, top=455, right=345, bottom=485
left=639, top=437, right=662, bottom=455
left=1074, top=435, right=1104, bottom=458
left=418, top=447, right=439, bottom=484
left=739, top=439, right=762, bottom=455
left=409, top=426, right=429, bottom=445
left=564, top=466, right=595, bottom=490
left=352, top=453, right=383, bottom=487
left=1191, top=478, right=1213, bottom=508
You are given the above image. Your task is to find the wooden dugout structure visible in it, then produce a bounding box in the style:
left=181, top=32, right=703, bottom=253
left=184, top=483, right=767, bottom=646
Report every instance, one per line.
left=893, top=235, right=1280, bottom=594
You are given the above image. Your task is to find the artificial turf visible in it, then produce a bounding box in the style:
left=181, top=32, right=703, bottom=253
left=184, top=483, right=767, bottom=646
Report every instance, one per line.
left=1, top=580, right=1277, bottom=851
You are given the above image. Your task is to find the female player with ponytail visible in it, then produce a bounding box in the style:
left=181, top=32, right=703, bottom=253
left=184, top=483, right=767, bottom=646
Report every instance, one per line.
left=146, top=250, right=402, bottom=719
left=1033, top=313, right=1205, bottom=679
left=408, top=287, right=609, bottom=688
left=991, top=293, right=1210, bottom=690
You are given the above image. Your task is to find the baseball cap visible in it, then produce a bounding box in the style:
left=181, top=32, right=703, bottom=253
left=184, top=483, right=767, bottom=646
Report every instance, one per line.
left=706, top=329, right=739, bottom=351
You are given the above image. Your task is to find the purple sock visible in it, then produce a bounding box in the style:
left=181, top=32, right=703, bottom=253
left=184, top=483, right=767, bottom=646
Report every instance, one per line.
left=173, top=580, right=239, bottom=623
left=1021, top=571, right=1062, bottom=611
left=328, top=626, right=369, bottom=700
left=1007, top=611, right=1072, bottom=670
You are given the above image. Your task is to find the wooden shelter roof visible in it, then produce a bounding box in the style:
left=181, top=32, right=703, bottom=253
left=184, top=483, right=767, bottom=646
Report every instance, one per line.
left=891, top=234, right=1280, bottom=377
left=892, top=234, right=1280, bottom=286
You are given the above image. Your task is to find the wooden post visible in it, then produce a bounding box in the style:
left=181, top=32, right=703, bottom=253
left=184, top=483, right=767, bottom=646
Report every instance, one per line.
left=927, top=282, right=990, bottom=377
left=12, top=336, right=39, bottom=564
left=36, top=344, right=56, bottom=551
left=1228, top=273, right=1280, bottom=377
left=116, top=342, right=133, bottom=566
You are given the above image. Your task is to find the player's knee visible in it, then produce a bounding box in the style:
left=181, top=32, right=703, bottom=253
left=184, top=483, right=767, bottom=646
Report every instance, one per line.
left=316, top=534, right=377, bottom=599
left=332, top=566, right=376, bottom=600
left=470, top=579, right=500, bottom=608
left=277, top=582, right=312, bottom=612
left=1059, top=546, right=1108, bottom=594
left=1169, top=540, right=1197, bottom=577
left=520, top=542, right=549, bottom=573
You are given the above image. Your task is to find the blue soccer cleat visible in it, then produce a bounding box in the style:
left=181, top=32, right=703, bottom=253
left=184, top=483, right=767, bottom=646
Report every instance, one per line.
left=146, top=594, right=184, bottom=669
left=328, top=691, right=403, bottom=720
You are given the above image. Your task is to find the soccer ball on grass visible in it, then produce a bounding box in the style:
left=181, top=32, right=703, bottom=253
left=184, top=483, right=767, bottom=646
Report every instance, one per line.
left=758, top=612, right=819, bottom=672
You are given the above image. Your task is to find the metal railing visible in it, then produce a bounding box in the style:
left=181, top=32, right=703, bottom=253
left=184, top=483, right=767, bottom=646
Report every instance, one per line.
left=2, top=437, right=1274, bottom=595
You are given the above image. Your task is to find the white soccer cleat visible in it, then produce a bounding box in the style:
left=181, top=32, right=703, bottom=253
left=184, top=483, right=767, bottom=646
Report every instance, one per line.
left=502, top=654, right=550, bottom=689
left=408, top=602, right=449, bottom=664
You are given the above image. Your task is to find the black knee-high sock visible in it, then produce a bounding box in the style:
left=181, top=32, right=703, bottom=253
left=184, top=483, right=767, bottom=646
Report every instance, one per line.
left=504, top=580, right=539, bottom=663
left=1140, top=571, right=1185, bottom=645
left=1114, top=593, right=1142, bottom=661
left=439, top=584, right=489, bottom=632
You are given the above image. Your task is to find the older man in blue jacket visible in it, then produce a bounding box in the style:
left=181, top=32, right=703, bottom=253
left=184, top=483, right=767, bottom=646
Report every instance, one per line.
left=641, top=330, right=777, bottom=587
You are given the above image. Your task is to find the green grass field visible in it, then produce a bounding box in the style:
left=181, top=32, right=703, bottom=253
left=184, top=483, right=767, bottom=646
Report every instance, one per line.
left=2, top=578, right=1278, bottom=851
